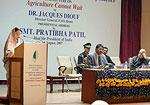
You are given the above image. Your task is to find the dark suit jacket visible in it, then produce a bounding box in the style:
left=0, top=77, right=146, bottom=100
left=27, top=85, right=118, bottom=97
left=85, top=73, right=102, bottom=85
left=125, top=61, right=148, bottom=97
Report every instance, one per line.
left=105, top=55, right=115, bottom=69
left=86, top=52, right=108, bottom=69
left=129, top=56, right=149, bottom=70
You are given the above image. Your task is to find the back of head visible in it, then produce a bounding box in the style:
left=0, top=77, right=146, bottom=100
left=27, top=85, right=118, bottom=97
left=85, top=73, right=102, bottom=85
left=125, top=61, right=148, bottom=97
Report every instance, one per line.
left=91, top=100, right=109, bottom=105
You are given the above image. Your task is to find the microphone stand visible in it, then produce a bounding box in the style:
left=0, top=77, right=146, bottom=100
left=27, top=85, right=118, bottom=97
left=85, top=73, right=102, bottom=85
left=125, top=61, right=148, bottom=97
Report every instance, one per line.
left=19, top=37, right=24, bottom=43
left=22, top=35, right=44, bottom=43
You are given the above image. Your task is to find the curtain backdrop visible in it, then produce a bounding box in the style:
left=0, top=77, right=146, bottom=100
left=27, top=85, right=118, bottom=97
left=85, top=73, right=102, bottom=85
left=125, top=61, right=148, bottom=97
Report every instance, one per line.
left=120, top=0, right=142, bottom=63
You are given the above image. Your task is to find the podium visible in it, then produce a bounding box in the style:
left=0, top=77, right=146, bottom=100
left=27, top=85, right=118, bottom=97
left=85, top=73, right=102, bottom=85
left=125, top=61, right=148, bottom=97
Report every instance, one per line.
left=8, top=43, right=48, bottom=105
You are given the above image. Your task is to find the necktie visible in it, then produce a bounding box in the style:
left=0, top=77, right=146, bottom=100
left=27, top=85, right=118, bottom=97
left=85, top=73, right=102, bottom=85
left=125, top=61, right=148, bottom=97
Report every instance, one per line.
left=98, top=56, right=101, bottom=66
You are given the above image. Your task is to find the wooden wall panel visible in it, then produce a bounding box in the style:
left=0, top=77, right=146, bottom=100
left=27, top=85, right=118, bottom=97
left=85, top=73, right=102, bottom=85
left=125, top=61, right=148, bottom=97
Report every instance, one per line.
left=141, top=0, right=150, bottom=56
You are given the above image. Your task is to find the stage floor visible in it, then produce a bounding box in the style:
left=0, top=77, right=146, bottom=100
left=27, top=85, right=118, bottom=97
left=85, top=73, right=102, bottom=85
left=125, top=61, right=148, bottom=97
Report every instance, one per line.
left=0, top=84, right=150, bottom=105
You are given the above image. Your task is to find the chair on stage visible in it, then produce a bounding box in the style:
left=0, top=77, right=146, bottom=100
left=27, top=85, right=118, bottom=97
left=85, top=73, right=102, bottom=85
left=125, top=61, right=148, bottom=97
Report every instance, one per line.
left=128, top=57, right=132, bottom=64
left=110, top=57, right=121, bottom=66
left=73, top=56, right=78, bottom=67
left=73, top=56, right=81, bottom=74
left=57, top=56, right=82, bottom=91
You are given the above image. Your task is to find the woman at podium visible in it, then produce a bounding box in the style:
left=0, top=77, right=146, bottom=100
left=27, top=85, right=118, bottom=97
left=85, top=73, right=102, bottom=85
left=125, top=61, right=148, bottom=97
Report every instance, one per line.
left=3, top=27, right=20, bottom=63
left=2, top=27, right=20, bottom=102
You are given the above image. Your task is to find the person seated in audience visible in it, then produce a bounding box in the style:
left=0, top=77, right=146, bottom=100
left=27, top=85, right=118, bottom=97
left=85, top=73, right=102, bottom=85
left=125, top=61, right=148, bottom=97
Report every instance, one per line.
left=92, top=100, right=109, bottom=105
left=86, top=44, right=108, bottom=69
left=129, top=49, right=150, bottom=70
left=77, top=43, right=91, bottom=73
left=103, top=47, right=115, bottom=69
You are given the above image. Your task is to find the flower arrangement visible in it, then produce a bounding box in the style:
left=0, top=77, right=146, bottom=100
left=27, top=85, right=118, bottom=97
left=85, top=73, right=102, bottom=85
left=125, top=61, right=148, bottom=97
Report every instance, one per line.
left=95, top=70, right=150, bottom=99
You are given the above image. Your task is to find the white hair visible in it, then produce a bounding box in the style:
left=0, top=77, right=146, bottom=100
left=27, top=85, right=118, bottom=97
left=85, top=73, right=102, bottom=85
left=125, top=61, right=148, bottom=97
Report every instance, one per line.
left=139, top=49, right=146, bottom=53
left=91, top=100, right=109, bottom=105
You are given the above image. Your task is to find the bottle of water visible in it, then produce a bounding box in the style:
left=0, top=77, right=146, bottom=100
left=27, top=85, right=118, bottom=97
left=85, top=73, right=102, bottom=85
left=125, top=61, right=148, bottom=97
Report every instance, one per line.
left=124, top=61, right=128, bottom=69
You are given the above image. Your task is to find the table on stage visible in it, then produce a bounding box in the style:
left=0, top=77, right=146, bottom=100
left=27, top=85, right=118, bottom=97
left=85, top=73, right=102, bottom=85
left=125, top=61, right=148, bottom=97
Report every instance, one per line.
left=81, top=68, right=150, bottom=104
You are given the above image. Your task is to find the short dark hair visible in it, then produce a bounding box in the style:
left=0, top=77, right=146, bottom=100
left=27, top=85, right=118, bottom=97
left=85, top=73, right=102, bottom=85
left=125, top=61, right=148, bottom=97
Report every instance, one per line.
left=96, top=44, right=104, bottom=49
left=104, top=47, right=108, bottom=50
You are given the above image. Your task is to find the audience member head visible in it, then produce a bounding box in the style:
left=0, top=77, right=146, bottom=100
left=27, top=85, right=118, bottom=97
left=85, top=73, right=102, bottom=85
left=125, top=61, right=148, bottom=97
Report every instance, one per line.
left=103, top=47, right=108, bottom=55
left=83, top=43, right=91, bottom=55
left=14, top=27, right=20, bottom=41
left=95, top=44, right=104, bottom=55
left=138, top=49, right=146, bottom=59
left=91, top=100, right=109, bottom=105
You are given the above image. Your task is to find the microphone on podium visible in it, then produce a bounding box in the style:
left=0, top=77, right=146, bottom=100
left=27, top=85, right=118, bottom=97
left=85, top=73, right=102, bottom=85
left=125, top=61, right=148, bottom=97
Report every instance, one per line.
left=22, top=35, right=44, bottom=43
left=23, top=35, right=34, bottom=40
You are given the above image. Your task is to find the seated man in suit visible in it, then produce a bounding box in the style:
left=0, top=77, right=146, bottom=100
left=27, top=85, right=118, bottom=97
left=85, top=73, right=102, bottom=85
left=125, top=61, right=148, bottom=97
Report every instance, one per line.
left=77, top=43, right=91, bottom=73
left=129, top=49, right=150, bottom=70
left=103, top=47, right=115, bottom=69
left=86, top=44, right=108, bottom=69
